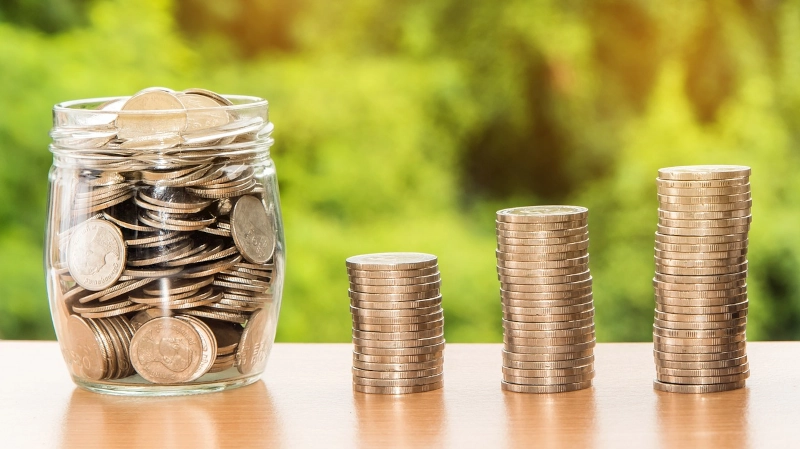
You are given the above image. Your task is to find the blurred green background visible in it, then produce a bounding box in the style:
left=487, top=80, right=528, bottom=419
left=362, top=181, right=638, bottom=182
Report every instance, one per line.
left=1, top=0, right=799, bottom=343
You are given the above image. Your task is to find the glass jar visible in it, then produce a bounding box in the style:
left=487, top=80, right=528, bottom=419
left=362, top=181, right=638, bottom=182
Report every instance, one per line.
left=46, top=88, right=284, bottom=395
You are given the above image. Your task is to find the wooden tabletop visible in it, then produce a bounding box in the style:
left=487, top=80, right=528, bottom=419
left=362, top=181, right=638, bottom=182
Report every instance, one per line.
left=0, top=341, right=798, bottom=448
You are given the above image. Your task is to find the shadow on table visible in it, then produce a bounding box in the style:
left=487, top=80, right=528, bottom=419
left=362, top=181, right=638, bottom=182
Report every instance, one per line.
left=354, top=388, right=446, bottom=448
left=60, top=380, right=283, bottom=448
left=503, top=386, right=598, bottom=448
left=656, top=386, right=750, bottom=448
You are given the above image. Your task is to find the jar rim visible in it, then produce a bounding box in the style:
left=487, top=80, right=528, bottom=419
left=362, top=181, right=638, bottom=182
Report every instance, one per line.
left=53, top=94, right=268, bottom=115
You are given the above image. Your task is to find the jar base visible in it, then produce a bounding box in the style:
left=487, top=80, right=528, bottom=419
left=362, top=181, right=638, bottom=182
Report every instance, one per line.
left=72, top=372, right=262, bottom=396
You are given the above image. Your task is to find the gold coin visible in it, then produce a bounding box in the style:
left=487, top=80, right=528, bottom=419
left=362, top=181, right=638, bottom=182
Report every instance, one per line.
left=352, top=367, right=443, bottom=380
left=500, top=380, right=592, bottom=393
left=353, top=380, right=443, bottom=394
left=656, top=370, right=749, bottom=385
left=129, top=317, right=206, bottom=383
left=503, top=354, right=594, bottom=370
left=348, top=273, right=440, bottom=286
left=345, top=253, right=438, bottom=271
left=657, top=165, right=751, bottom=181
left=652, top=379, right=745, bottom=393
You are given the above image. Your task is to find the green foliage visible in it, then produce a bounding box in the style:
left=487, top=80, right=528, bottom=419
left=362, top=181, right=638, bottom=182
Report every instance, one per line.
left=1, top=0, right=799, bottom=342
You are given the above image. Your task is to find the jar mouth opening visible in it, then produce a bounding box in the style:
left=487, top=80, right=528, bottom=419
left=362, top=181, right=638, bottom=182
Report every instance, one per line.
left=53, top=94, right=268, bottom=115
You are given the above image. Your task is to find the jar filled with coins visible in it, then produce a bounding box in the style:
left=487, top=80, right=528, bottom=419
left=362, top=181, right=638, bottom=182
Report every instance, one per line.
left=46, top=87, right=284, bottom=395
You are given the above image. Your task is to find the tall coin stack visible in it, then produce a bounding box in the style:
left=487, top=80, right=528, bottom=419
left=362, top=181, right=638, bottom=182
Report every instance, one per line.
left=346, top=253, right=445, bottom=394
left=496, top=206, right=596, bottom=393
left=653, top=165, right=752, bottom=393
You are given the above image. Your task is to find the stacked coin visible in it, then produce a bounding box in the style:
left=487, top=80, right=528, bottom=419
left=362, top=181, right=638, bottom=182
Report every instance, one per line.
left=346, top=253, right=445, bottom=394
left=51, top=87, right=279, bottom=384
left=496, top=206, right=596, bottom=393
left=653, top=165, right=752, bottom=393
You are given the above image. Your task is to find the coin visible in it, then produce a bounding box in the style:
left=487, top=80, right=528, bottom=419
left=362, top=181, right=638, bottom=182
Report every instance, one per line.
left=352, top=367, right=443, bottom=380
left=502, top=370, right=595, bottom=385
left=657, top=192, right=751, bottom=204
left=347, top=267, right=439, bottom=279
left=652, top=379, right=745, bottom=393
left=346, top=253, right=437, bottom=271
left=503, top=317, right=595, bottom=331
left=657, top=184, right=751, bottom=196
left=354, top=342, right=446, bottom=356
left=495, top=220, right=587, bottom=232
left=348, top=273, right=440, bottom=286
left=656, top=370, right=749, bottom=385
left=497, top=240, right=589, bottom=254
left=496, top=226, right=588, bottom=238
left=658, top=165, right=751, bottom=181
left=653, top=348, right=747, bottom=361
left=496, top=205, right=588, bottom=223
left=353, top=380, right=444, bottom=394
left=349, top=280, right=441, bottom=294
left=502, top=348, right=594, bottom=362
left=350, top=296, right=442, bottom=310
left=353, top=373, right=443, bottom=387
left=497, top=264, right=589, bottom=277
left=653, top=325, right=746, bottom=338
left=655, top=355, right=747, bottom=370
left=65, top=315, right=108, bottom=380
left=116, top=89, right=187, bottom=140
left=500, top=380, right=592, bottom=393
left=656, top=362, right=749, bottom=377
left=129, top=317, right=207, bottom=383
left=497, top=233, right=589, bottom=246
left=656, top=177, right=749, bottom=188
left=231, top=195, right=274, bottom=264
left=236, top=308, right=270, bottom=375
left=353, top=358, right=443, bottom=372
left=352, top=335, right=445, bottom=349
left=67, top=219, right=126, bottom=291
left=503, top=354, right=594, bottom=370
left=353, top=351, right=444, bottom=364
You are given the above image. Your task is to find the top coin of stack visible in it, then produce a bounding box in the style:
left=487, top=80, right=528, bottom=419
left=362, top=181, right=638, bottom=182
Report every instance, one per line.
left=496, top=206, right=596, bottom=394
left=652, top=165, right=752, bottom=394
left=346, top=253, right=445, bottom=394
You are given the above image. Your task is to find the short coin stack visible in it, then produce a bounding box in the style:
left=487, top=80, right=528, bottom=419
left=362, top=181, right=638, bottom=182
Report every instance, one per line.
left=496, top=206, right=596, bottom=393
left=346, top=253, right=445, bottom=394
left=653, top=165, right=752, bottom=393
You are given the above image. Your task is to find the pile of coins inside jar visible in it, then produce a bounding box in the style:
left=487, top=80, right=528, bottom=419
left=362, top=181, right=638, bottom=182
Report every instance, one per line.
left=496, top=206, right=596, bottom=393
left=652, top=165, right=751, bottom=393
left=51, top=87, right=278, bottom=384
left=347, top=253, right=445, bottom=394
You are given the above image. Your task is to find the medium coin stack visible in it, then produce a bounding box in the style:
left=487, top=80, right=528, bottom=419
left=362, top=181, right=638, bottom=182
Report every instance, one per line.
left=496, top=206, right=596, bottom=393
left=653, top=165, right=752, bottom=393
left=346, top=253, right=445, bottom=394
left=52, top=87, right=277, bottom=384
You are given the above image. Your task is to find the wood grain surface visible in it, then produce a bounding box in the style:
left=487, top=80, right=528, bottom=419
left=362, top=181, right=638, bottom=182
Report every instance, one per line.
left=0, top=341, right=798, bottom=448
